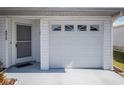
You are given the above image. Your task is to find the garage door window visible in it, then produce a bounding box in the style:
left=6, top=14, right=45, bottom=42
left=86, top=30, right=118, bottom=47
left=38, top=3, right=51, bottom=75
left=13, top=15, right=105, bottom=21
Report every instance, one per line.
left=78, top=25, right=87, bottom=31
left=52, top=25, right=61, bottom=31
left=65, top=25, right=74, bottom=31
left=90, top=25, right=99, bottom=31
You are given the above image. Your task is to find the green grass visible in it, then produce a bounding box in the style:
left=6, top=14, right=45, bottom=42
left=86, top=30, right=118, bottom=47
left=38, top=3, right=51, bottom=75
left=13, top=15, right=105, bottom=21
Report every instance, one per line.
left=113, top=60, right=124, bottom=70
left=113, top=51, right=124, bottom=70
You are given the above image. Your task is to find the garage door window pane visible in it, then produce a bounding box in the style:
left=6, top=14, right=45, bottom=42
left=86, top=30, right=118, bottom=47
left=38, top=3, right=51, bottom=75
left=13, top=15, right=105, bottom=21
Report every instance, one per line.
left=52, top=25, right=61, bottom=31
left=90, top=25, right=99, bottom=31
left=65, top=25, right=74, bottom=31
left=78, top=25, right=87, bottom=31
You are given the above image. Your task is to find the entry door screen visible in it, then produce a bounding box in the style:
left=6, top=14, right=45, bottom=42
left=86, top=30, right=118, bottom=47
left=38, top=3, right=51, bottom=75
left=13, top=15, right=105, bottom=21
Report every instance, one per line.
left=16, top=25, right=32, bottom=58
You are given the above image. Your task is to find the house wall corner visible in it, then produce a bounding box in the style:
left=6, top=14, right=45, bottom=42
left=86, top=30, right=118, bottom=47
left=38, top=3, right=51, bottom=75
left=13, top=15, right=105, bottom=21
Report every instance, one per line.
left=40, top=18, right=49, bottom=70
left=103, top=20, right=113, bottom=70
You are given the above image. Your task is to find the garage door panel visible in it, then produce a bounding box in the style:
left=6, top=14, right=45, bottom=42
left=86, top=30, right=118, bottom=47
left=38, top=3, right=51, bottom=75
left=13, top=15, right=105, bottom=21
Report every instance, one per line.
left=51, top=40, right=102, bottom=48
left=50, top=58, right=102, bottom=68
left=50, top=21, right=103, bottom=68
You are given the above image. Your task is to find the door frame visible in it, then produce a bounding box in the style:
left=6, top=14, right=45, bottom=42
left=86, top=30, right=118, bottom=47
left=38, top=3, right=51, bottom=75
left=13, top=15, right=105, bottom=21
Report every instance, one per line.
left=12, top=22, right=33, bottom=64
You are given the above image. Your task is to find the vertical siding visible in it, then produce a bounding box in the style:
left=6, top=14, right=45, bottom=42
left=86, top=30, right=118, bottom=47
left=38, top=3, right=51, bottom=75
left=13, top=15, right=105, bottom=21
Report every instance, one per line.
left=113, top=26, right=124, bottom=46
left=103, top=21, right=113, bottom=70
left=40, top=18, right=49, bottom=70
left=0, top=18, right=6, bottom=66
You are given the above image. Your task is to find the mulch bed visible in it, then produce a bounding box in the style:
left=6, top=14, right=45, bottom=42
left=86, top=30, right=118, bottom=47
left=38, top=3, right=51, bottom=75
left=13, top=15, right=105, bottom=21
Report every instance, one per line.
left=0, top=68, right=17, bottom=85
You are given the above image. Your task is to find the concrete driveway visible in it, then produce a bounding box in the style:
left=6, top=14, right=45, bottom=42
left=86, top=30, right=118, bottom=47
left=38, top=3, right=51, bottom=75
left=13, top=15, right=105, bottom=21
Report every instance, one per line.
left=6, top=69, right=124, bottom=85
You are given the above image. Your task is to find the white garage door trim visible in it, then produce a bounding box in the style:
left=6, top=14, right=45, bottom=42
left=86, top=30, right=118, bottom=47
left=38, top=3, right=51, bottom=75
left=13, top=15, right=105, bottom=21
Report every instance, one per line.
left=49, top=20, right=104, bottom=69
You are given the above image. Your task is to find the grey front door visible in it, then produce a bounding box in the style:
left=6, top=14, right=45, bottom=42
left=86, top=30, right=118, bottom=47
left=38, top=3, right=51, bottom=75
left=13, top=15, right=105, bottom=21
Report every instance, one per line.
left=16, top=24, right=32, bottom=63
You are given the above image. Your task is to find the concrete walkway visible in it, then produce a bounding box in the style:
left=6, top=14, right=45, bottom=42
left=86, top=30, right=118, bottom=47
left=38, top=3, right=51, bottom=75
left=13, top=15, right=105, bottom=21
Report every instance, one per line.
left=6, top=69, right=124, bottom=85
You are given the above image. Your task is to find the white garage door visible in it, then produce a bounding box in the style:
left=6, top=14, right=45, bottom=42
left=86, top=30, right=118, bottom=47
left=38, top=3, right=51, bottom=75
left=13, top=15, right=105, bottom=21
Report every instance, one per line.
left=49, top=21, right=103, bottom=68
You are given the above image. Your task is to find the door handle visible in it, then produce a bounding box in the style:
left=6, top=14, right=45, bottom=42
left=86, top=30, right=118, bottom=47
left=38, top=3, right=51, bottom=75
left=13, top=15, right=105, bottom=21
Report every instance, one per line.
left=15, top=43, right=17, bottom=48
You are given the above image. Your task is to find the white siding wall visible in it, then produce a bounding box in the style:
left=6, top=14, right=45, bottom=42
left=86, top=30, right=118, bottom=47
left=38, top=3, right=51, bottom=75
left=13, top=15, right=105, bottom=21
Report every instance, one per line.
left=113, top=26, right=124, bottom=46
left=6, top=18, right=12, bottom=67
left=40, top=18, right=49, bottom=70
left=0, top=17, right=6, bottom=67
left=103, top=21, right=113, bottom=70
left=0, top=16, right=113, bottom=70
